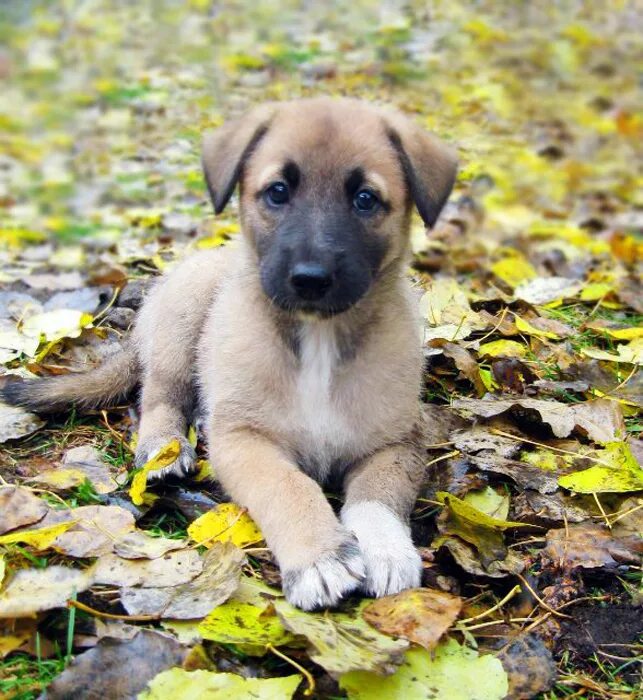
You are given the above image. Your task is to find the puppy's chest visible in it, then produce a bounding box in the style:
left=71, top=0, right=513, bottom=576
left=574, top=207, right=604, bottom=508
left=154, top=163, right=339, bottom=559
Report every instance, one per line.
left=291, top=325, right=357, bottom=468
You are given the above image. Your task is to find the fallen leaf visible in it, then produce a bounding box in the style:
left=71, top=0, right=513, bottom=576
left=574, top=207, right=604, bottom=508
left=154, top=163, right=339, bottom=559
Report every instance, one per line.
left=199, top=598, right=297, bottom=654
left=61, top=445, right=119, bottom=494
left=24, top=271, right=84, bottom=290
left=92, top=550, right=203, bottom=588
left=120, top=542, right=244, bottom=619
left=541, top=523, right=642, bottom=570
left=362, top=588, right=462, bottom=651
left=0, top=565, right=93, bottom=618
left=452, top=396, right=625, bottom=443
left=558, top=442, right=643, bottom=493
left=437, top=492, right=527, bottom=567
left=273, top=599, right=408, bottom=676
left=0, top=520, right=77, bottom=549
left=21, top=308, right=93, bottom=343
left=129, top=439, right=182, bottom=506
left=26, top=468, right=89, bottom=490
left=463, top=486, right=510, bottom=520
left=436, top=536, right=526, bottom=578
left=478, top=339, right=527, bottom=358
left=0, top=403, right=44, bottom=443
left=0, top=486, right=48, bottom=534
left=514, top=276, right=582, bottom=305
left=113, top=531, right=188, bottom=559
left=514, top=315, right=560, bottom=339
left=187, top=503, right=263, bottom=548
left=139, top=668, right=301, bottom=700
left=581, top=338, right=643, bottom=365
left=339, top=638, right=508, bottom=700
left=51, top=505, right=135, bottom=557
left=45, top=629, right=186, bottom=700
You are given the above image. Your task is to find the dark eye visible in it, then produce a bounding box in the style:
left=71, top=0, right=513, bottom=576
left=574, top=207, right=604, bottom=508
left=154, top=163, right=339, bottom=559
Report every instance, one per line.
left=353, top=189, right=379, bottom=213
left=264, top=181, right=290, bottom=207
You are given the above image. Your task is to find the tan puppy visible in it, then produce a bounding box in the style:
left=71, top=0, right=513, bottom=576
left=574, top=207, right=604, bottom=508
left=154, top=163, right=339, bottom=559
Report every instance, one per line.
left=2, top=98, right=457, bottom=609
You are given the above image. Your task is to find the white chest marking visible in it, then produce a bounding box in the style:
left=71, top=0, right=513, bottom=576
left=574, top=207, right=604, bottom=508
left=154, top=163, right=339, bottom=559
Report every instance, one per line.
left=296, top=323, right=351, bottom=470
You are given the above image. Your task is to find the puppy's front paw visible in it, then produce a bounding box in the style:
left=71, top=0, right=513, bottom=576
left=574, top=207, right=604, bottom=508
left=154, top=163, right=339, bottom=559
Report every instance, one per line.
left=135, top=435, right=197, bottom=480
left=281, top=537, right=366, bottom=611
left=341, top=501, right=422, bottom=598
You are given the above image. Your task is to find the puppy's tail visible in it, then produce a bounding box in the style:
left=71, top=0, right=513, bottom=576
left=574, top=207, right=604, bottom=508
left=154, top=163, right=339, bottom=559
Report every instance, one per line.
left=0, top=344, right=139, bottom=413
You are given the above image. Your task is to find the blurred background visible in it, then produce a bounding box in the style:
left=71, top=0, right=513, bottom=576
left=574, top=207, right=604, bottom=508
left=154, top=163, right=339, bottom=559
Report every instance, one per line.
left=0, top=1, right=640, bottom=263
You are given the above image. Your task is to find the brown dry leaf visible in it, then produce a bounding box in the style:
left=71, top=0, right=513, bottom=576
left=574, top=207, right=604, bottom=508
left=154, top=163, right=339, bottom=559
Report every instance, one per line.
left=363, top=588, right=462, bottom=651
left=452, top=396, right=625, bottom=444
left=442, top=342, right=487, bottom=395
left=541, top=523, right=643, bottom=571
left=512, top=490, right=592, bottom=526
left=61, top=445, right=119, bottom=494
left=92, top=550, right=203, bottom=588
left=437, top=536, right=526, bottom=578
left=113, top=530, right=188, bottom=559
left=0, top=486, right=48, bottom=534
left=0, top=565, right=94, bottom=618
left=496, top=633, right=557, bottom=700
left=119, top=541, right=244, bottom=619
left=0, top=404, right=44, bottom=444
left=44, top=629, right=186, bottom=700
left=49, top=505, right=135, bottom=557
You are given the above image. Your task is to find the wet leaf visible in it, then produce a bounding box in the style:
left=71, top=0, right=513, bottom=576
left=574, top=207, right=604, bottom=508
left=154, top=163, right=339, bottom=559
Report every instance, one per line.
left=139, top=668, right=301, bottom=700
left=274, top=599, right=408, bottom=676
left=0, top=486, right=48, bottom=534
left=339, top=639, right=508, bottom=700
left=362, top=588, right=462, bottom=651
left=187, top=503, right=263, bottom=549
left=437, top=536, right=526, bottom=578
left=496, top=633, right=557, bottom=699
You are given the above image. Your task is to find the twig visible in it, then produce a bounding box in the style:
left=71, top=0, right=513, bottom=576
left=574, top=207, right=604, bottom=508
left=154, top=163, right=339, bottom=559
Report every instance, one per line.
left=457, top=584, right=522, bottom=625
left=267, top=644, right=315, bottom=696
left=101, top=410, right=134, bottom=454
left=490, top=429, right=613, bottom=467
left=464, top=306, right=509, bottom=348
left=458, top=616, right=532, bottom=633
left=593, top=492, right=611, bottom=529
left=67, top=598, right=158, bottom=621
left=426, top=449, right=460, bottom=467
left=515, top=573, right=571, bottom=619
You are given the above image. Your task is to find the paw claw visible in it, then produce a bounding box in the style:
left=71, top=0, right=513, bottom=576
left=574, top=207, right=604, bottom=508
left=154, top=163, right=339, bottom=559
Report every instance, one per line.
left=135, top=436, right=197, bottom=481
left=282, top=536, right=366, bottom=610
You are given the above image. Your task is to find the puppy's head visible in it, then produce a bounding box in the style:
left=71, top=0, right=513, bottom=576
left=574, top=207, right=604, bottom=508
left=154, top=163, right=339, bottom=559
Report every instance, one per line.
left=202, top=98, right=457, bottom=317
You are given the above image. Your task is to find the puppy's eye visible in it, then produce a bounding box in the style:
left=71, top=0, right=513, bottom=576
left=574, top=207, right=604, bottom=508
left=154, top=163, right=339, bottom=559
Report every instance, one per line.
left=353, top=189, right=379, bottom=213
left=264, top=182, right=290, bottom=207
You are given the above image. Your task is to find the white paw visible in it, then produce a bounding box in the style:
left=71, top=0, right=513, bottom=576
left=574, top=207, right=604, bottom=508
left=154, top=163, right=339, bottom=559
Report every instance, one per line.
left=341, top=501, right=422, bottom=597
left=282, top=539, right=366, bottom=611
left=135, top=435, right=196, bottom=480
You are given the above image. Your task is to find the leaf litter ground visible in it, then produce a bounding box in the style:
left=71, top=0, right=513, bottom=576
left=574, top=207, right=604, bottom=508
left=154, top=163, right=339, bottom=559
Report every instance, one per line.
left=0, top=2, right=641, bottom=699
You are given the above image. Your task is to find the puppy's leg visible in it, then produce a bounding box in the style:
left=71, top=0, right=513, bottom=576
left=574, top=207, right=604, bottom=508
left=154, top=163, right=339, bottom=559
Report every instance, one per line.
left=341, top=444, right=425, bottom=597
left=213, top=428, right=365, bottom=610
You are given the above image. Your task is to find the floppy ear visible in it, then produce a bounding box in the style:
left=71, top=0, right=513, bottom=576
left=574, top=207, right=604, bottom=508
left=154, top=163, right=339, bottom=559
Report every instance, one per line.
left=384, top=113, right=458, bottom=228
left=201, top=104, right=276, bottom=214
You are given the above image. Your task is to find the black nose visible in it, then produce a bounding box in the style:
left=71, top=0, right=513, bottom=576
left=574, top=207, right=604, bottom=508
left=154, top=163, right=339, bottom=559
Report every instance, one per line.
left=290, top=262, right=333, bottom=301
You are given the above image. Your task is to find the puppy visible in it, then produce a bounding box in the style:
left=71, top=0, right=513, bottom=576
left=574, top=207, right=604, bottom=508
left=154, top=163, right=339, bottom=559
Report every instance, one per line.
left=2, top=98, right=457, bottom=610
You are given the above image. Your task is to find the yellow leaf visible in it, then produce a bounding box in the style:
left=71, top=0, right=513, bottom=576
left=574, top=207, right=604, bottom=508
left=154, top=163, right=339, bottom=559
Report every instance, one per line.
left=598, top=327, right=643, bottom=341
left=26, top=468, right=87, bottom=489
left=21, top=309, right=93, bottom=343
left=188, top=504, right=263, bottom=549
left=491, top=256, right=537, bottom=289
left=581, top=338, right=643, bottom=365
left=515, top=316, right=560, bottom=340
left=478, top=339, right=527, bottom=358
left=580, top=282, right=614, bottom=302
left=0, top=520, right=76, bottom=550
left=129, top=440, right=181, bottom=506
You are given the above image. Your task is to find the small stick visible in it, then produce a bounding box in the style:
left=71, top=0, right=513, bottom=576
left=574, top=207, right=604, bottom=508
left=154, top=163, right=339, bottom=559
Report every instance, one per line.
left=426, top=449, right=460, bottom=467
left=457, top=584, right=522, bottom=625
left=67, top=598, right=158, bottom=621
left=266, top=643, right=315, bottom=696
left=515, top=572, right=571, bottom=619
left=592, top=493, right=611, bottom=530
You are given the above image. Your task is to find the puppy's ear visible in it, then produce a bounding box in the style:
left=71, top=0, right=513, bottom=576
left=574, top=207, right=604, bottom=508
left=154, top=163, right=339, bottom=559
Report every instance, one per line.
left=384, top=112, right=457, bottom=228
left=202, top=104, right=276, bottom=214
